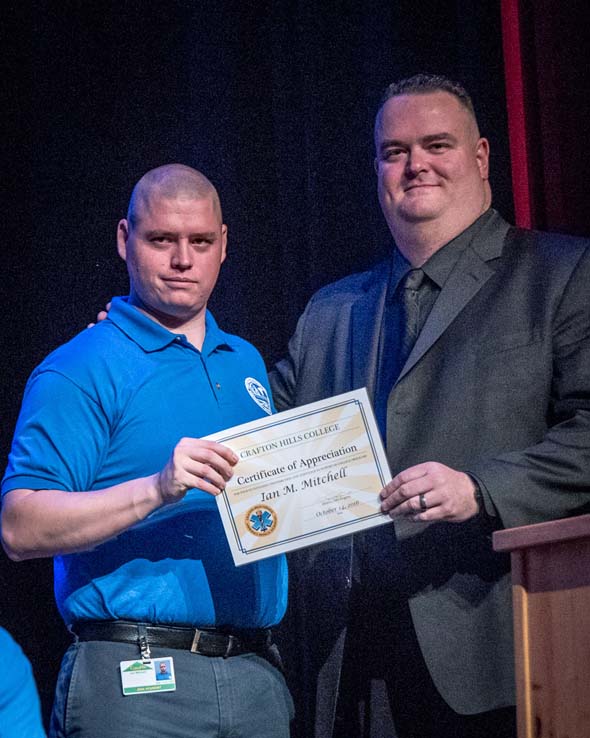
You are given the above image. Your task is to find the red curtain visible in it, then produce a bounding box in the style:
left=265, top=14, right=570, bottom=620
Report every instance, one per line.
left=501, top=0, right=590, bottom=235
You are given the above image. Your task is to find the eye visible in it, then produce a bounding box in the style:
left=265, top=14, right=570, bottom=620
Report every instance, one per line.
left=191, top=237, right=214, bottom=249
left=382, top=147, right=405, bottom=161
left=428, top=141, right=451, bottom=152
left=150, top=235, right=173, bottom=245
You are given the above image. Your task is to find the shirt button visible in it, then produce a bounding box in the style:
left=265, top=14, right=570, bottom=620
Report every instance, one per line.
left=216, top=382, right=221, bottom=390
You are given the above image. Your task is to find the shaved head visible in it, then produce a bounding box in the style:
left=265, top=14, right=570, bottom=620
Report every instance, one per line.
left=127, top=164, right=222, bottom=228
left=116, top=163, right=228, bottom=342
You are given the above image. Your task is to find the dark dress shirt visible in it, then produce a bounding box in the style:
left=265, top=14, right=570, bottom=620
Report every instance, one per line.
left=375, top=208, right=495, bottom=439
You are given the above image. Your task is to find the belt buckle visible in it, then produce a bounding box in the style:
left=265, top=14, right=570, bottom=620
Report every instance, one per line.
left=190, top=629, right=203, bottom=654
left=224, top=634, right=236, bottom=658
left=190, top=629, right=237, bottom=657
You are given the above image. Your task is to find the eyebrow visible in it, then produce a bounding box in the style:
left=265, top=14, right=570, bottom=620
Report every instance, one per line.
left=145, top=230, right=217, bottom=240
left=379, top=132, right=458, bottom=152
left=421, top=133, right=458, bottom=144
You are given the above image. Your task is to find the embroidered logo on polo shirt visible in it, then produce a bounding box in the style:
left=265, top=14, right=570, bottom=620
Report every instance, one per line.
left=245, top=377, right=272, bottom=415
left=246, top=505, right=277, bottom=536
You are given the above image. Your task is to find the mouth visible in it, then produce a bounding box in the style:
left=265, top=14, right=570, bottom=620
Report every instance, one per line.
left=404, top=183, right=439, bottom=192
left=162, top=277, right=198, bottom=284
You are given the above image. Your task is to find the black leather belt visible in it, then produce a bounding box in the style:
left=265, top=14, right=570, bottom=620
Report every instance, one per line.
left=72, top=620, right=273, bottom=658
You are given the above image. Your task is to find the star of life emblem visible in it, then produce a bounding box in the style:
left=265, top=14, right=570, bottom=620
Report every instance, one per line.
left=245, top=377, right=272, bottom=415
left=245, top=505, right=277, bottom=536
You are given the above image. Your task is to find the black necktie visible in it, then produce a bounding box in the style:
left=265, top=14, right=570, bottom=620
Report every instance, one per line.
left=375, top=267, right=426, bottom=437
left=357, top=268, right=429, bottom=592
left=398, top=267, right=426, bottom=370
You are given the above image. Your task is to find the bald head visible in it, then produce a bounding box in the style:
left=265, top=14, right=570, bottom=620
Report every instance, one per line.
left=116, top=164, right=228, bottom=342
left=127, top=164, right=222, bottom=229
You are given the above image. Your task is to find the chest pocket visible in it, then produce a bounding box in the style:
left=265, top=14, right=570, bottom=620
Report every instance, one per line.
left=472, top=329, right=542, bottom=357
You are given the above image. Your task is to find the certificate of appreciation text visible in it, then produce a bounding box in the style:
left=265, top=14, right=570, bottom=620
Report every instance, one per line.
left=209, top=388, right=392, bottom=566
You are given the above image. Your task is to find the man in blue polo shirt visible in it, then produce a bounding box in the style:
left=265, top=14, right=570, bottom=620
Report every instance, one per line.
left=0, top=627, right=46, bottom=738
left=1, top=164, right=292, bottom=738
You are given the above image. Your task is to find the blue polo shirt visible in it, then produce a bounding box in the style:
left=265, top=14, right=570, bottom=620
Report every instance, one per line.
left=2, top=298, right=287, bottom=628
left=0, top=628, right=45, bottom=738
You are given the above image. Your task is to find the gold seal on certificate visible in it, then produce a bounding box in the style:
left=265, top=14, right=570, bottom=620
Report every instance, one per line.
left=209, top=388, right=392, bottom=566
left=245, top=505, right=278, bottom=536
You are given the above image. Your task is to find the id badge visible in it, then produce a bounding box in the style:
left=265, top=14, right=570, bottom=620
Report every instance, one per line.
left=120, top=656, right=176, bottom=695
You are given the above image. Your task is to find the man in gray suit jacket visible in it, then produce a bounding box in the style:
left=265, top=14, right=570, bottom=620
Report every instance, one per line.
left=271, top=75, right=590, bottom=738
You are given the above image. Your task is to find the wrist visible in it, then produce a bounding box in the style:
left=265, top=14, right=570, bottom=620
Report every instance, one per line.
left=132, top=473, right=166, bottom=518
left=469, top=476, right=485, bottom=516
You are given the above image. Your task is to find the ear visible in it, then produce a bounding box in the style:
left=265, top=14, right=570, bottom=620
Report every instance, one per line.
left=374, top=156, right=380, bottom=175
left=220, top=224, right=228, bottom=264
left=476, top=138, right=490, bottom=180
left=117, top=219, right=129, bottom=262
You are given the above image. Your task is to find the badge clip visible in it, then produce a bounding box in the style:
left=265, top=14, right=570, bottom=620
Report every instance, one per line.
left=137, top=624, right=151, bottom=663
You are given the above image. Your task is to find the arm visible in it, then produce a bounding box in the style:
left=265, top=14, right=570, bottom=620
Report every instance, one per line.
left=466, top=243, right=590, bottom=527
left=2, top=437, right=237, bottom=561
left=270, top=290, right=324, bottom=412
left=269, top=327, right=302, bottom=413
left=0, top=628, right=45, bottom=738
left=383, top=241, right=590, bottom=528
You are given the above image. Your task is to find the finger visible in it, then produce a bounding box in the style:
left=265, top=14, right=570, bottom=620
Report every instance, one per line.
left=381, top=477, right=433, bottom=513
left=183, top=460, right=228, bottom=491
left=169, top=473, right=223, bottom=499
left=409, top=507, right=443, bottom=523
left=381, top=466, right=429, bottom=498
left=209, top=441, right=239, bottom=466
left=188, top=475, right=224, bottom=496
left=379, top=480, right=397, bottom=499
left=198, top=449, right=236, bottom=482
left=182, top=438, right=238, bottom=465
left=158, top=461, right=227, bottom=502
left=179, top=440, right=238, bottom=480
left=388, top=487, right=443, bottom=518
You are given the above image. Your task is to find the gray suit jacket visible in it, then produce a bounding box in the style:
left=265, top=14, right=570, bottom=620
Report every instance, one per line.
left=270, top=211, right=590, bottom=737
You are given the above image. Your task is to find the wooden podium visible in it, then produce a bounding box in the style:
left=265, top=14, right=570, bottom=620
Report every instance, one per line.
left=493, top=514, right=590, bottom=738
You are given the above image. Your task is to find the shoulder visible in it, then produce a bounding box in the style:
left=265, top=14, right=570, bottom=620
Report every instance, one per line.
left=39, top=319, right=126, bottom=366
left=506, top=226, right=590, bottom=263
left=305, top=261, right=389, bottom=311
left=29, top=320, right=133, bottom=395
left=500, top=226, right=590, bottom=290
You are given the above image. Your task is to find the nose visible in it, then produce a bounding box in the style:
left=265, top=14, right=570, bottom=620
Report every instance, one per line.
left=405, top=147, right=428, bottom=178
left=171, top=240, right=192, bottom=270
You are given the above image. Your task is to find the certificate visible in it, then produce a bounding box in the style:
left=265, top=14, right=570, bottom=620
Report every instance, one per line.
left=209, top=388, right=392, bottom=566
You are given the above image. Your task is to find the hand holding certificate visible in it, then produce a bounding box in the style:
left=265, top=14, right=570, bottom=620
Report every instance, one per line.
left=209, top=388, right=392, bottom=565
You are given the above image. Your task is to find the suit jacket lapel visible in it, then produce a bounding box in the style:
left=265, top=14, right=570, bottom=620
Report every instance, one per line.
left=396, top=213, right=511, bottom=383
left=350, top=262, right=390, bottom=403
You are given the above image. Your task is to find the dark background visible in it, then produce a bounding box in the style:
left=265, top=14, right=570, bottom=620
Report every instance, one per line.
left=1, top=0, right=585, bottom=726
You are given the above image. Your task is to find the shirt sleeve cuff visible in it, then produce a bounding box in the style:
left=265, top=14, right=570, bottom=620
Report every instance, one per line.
left=466, top=473, right=497, bottom=518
